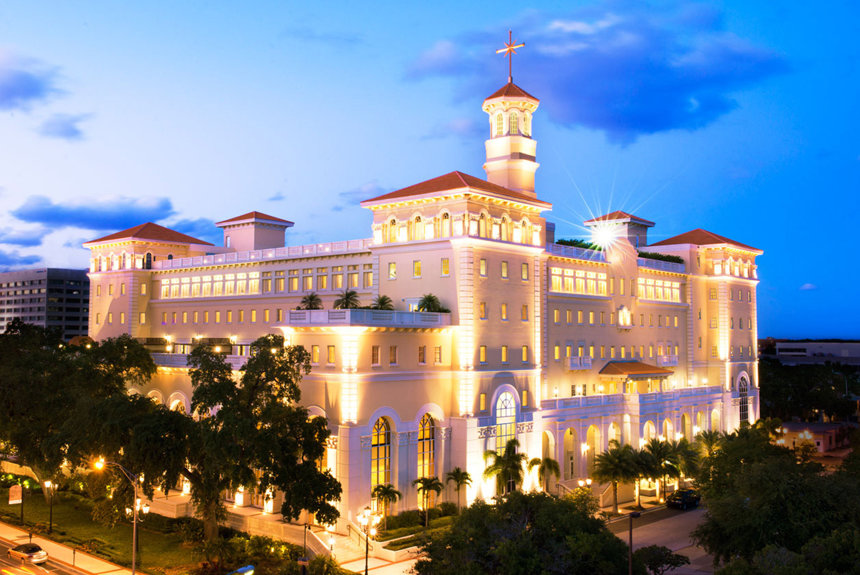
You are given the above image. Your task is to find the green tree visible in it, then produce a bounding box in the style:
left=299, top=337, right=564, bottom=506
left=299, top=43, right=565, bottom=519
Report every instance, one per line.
left=445, top=467, right=471, bottom=513
left=592, top=440, right=636, bottom=514
left=417, top=293, right=449, bottom=313
left=413, top=476, right=444, bottom=527
left=333, top=289, right=360, bottom=309
left=175, top=335, right=341, bottom=541
left=0, top=320, right=157, bottom=500
left=371, top=483, right=401, bottom=531
left=634, top=545, right=691, bottom=575
left=630, top=447, right=656, bottom=508
left=299, top=292, right=323, bottom=310
left=483, top=438, right=528, bottom=496
left=528, top=456, right=561, bottom=493
left=370, top=295, right=394, bottom=310
left=643, top=439, right=680, bottom=500
left=414, top=491, right=634, bottom=575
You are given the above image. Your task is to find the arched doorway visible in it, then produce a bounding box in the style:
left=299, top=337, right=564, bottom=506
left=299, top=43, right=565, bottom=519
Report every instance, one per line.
left=642, top=420, right=656, bottom=444
left=681, top=413, right=692, bottom=441
left=608, top=422, right=621, bottom=445
left=586, top=425, right=600, bottom=475
left=563, top=428, right=578, bottom=480
left=711, top=408, right=721, bottom=432
left=696, top=411, right=706, bottom=433
left=662, top=418, right=674, bottom=441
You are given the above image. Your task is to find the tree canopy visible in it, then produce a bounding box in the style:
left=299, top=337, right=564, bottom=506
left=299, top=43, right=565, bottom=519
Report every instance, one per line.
left=414, top=491, right=635, bottom=575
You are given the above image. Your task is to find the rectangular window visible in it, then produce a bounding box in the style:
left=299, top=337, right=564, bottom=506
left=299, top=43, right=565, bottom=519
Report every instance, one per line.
left=215, top=311, right=221, bottom=323
left=479, top=302, right=487, bottom=320
left=193, top=311, right=199, bottom=324
left=119, top=312, right=125, bottom=324
left=264, top=309, right=270, bottom=322
left=553, top=345, right=560, bottom=360
left=500, top=303, right=508, bottom=320
left=709, top=287, right=717, bottom=300
left=418, top=346, right=426, bottom=364
left=226, top=310, right=232, bottom=323
left=553, top=309, right=560, bottom=324
left=501, top=261, right=509, bottom=278
left=620, top=278, right=625, bottom=296
left=388, top=262, right=397, bottom=280
left=250, top=309, right=257, bottom=323
left=107, top=312, right=113, bottom=324
left=238, top=310, right=245, bottom=323
left=521, top=305, right=528, bottom=321
left=522, top=345, right=529, bottom=362
left=480, top=393, right=487, bottom=411
left=171, top=312, right=176, bottom=324
left=600, top=345, right=605, bottom=359
left=434, top=345, right=442, bottom=364
left=363, top=271, right=373, bottom=287
left=711, top=345, right=718, bottom=358
left=120, top=283, right=126, bottom=296
left=108, top=284, right=113, bottom=296
left=389, top=345, right=398, bottom=365
left=589, top=311, right=594, bottom=325
left=371, top=345, right=380, bottom=366
left=566, top=345, right=571, bottom=358
left=327, top=345, right=336, bottom=364
left=140, top=283, right=146, bottom=295
left=521, top=263, right=529, bottom=280
left=578, top=310, right=584, bottom=324
left=277, top=309, right=283, bottom=322
left=566, top=310, right=572, bottom=324
left=600, top=311, right=605, bottom=325
left=589, top=345, right=595, bottom=358
left=204, top=311, right=209, bottom=323
left=479, top=258, right=487, bottom=277
left=441, top=258, right=450, bottom=276
left=303, top=276, right=313, bottom=290
left=413, top=260, right=422, bottom=277
left=289, top=277, right=299, bottom=292
left=501, top=345, right=508, bottom=363
left=610, top=346, right=616, bottom=359
left=311, top=345, right=320, bottom=363
left=479, top=345, right=487, bottom=363
left=139, top=312, right=145, bottom=325
left=522, top=389, right=528, bottom=407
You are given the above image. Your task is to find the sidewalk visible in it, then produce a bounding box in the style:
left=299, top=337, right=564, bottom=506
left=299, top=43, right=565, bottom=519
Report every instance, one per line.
left=0, top=520, right=132, bottom=575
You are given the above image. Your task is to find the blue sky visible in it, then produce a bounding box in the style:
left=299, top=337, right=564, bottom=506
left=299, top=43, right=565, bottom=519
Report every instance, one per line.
left=0, top=1, right=857, bottom=338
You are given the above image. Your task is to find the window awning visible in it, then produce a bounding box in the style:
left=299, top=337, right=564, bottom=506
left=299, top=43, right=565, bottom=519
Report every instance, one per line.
left=598, top=361, right=674, bottom=379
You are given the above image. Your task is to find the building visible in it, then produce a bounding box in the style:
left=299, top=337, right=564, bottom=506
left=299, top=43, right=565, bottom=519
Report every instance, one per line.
left=84, top=76, right=761, bottom=527
left=763, top=339, right=860, bottom=367
left=0, top=268, right=90, bottom=339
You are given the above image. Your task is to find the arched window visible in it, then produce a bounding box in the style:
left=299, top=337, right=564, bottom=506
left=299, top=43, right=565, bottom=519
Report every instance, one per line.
left=413, top=216, right=423, bottom=240
left=167, top=254, right=174, bottom=261
left=495, top=113, right=504, bottom=136
left=441, top=213, right=451, bottom=237
left=144, top=253, right=152, bottom=269
left=417, top=414, right=435, bottom=479
left=226, top=236, right=231, bottom=248
left=523, top=112, right=531, bottom=136
left=495, top=392, right=516, bottom=452
left=371, top=418, right=391, bottom=489
left=509, top=112, right=519, bottom=135
left=388, top=219, right=397, bottom=243
left=500, top=217, right=509, bottom=241
left=478, top=213, right=487, bottom=238
left=738, top=377, right=749, bottom=424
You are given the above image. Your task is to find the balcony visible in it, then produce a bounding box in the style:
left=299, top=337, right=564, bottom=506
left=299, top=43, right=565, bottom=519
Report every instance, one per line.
left=567, top=356, right=592, bottom=371
left=546, top=243, right=606, bottom=263
left=637, top=257, right=685, bottom=273
left=657, top=355, right=680, bottom=367
left=152, top=238, right=373, bottom=270
left=285, top=309, right=451, bottom=328
left=152, top=352, right=246, bottom=370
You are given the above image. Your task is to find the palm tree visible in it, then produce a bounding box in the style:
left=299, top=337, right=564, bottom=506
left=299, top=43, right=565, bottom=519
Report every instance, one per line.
left=371, top=295, right=394, bottom=310
left=695, top=429, right=723, bottom=461
left=528, top=456, right=561, bottom=493
left=371, top=483, right=401, bottom=531
left=333, top=289, right=360, bottom=309
left=412, top=476, right=444, bottom=527
left=675, top=438, right=700, bottom=480
left=483, top=438, right=528, bottom=496
left=631, top=448, right=656, bottom=509
left=644, top=438, right=680, bottom=501
left=445, top=467, right=472, bottom=513
left=299, top=292, right=323, bottom=310
left=591, top=440, right=636, bottom=514
left=417, top=293, right=449, bottom=313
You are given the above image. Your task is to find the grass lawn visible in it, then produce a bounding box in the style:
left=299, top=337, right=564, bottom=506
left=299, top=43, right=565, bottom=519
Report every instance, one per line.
left=0, top=486, right=195, bottom=574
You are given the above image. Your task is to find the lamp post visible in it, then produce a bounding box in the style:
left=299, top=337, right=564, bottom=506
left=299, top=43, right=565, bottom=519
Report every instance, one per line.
left=628, top=511, right=641, bottom=575
left=357, top=507, right=379, bottom=575
left=44, top=481, right=54, bottom=534
left=94, top=458, right=148, bottom=575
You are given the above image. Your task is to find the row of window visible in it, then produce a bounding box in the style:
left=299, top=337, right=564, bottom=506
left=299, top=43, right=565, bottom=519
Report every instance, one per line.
left=374, top=213, right=541, bottom=246
left=551, top=343, right=680, bottom=361
left=707, top=316, right=754, bottom=330
left=310, top=344, right=446, bottom=367
left=706, top=344, right=755, bottom=359
left=492, top=110, right=532, bottom=137
left=551, top=308, right=681, bottom=329
left=478, top=345, right=533, bottom=364
left=386, top=258, right=531, bottom=281
left=708, top=287, right=753, bottom=302
left=372, top=414, right=437, bottom=490
left=95, top=307, right=288, bottom=327
left=550, top=268, right=608, bottom=296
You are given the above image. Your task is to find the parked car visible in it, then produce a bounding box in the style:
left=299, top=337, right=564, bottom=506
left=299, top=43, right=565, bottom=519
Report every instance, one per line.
left=666, top=489, right=701, bottom=510
left=7, top=543, right=48, bottom=564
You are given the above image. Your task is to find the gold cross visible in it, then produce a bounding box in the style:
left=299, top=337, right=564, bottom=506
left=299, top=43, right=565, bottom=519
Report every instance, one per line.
left=496, top=29, right=525, bottom=83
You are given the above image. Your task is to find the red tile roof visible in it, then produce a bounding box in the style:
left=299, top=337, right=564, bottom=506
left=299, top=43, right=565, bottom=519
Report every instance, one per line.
left=599, top=361, right=674, bottom=378
left=649, top=228, right=759, bottom=251
left=215, top=211, right=293, bottom=226
left=485, top=82, right=538, bottom=102
left=361, top=171, right=551, bottom=208
left=85, top=222, right=213, bottom=246
left=584, top=211, right=655, bottom=226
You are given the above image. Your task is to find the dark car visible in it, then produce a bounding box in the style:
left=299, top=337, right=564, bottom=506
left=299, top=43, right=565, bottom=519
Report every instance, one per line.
left=666, top=489, right=701, bottom=510
left=7, top=543, right=49, bottom=564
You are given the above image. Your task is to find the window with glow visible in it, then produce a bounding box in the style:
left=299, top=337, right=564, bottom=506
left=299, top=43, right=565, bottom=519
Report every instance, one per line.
left=495, top=392, right=516, bottom=452
left=509, top=112, right=518, bottom=134
left=417, top=414, right=435, bottom=480
left=371, top=418, right=391, bottom=490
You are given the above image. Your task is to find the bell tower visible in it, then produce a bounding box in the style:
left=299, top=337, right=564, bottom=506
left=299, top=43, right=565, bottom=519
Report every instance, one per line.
left=482, top=32, right=540, bottom=198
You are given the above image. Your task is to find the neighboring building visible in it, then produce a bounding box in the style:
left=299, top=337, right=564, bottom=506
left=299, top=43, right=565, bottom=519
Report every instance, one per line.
left=777, top=421, right=854, bottom=453
left=0, top=268, right=90, bottom=339
left=84, top=77, right=762, bottom=527
left=762, top=339, right=860, bottom=366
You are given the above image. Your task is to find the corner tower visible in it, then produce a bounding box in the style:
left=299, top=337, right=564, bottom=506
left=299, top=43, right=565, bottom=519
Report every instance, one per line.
left=482, top=82, right=540, bottom=198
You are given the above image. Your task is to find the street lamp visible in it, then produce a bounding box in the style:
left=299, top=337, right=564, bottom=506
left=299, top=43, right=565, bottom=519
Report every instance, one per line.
left=628, top=511, right=641, bottom=575
left=357, top=507, right=379, bottom=575
left=94, top=458, right=147, bottom=575
left=44, top=481, right=54, bottom=534
left=326, top=524, right=335, bottom=560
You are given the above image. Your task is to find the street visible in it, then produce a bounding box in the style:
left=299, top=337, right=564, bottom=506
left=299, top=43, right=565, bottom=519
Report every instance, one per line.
left=0, top=538, right=84, bottom=575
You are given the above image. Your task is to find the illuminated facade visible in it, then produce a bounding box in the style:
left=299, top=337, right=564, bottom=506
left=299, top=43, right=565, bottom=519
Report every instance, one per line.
left=84, top=80, right=761, bottom=525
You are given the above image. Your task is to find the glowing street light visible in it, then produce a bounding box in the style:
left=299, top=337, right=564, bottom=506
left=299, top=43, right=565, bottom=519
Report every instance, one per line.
left=44, top=481, right=54, bottom=534
left=357, top=507, right=380, bottom=575
left=93, top=458, right=147, bottom=575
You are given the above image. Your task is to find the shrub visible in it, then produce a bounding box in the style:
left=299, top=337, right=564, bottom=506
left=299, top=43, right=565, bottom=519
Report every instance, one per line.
left=437, top=502, right=457, bottom=517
